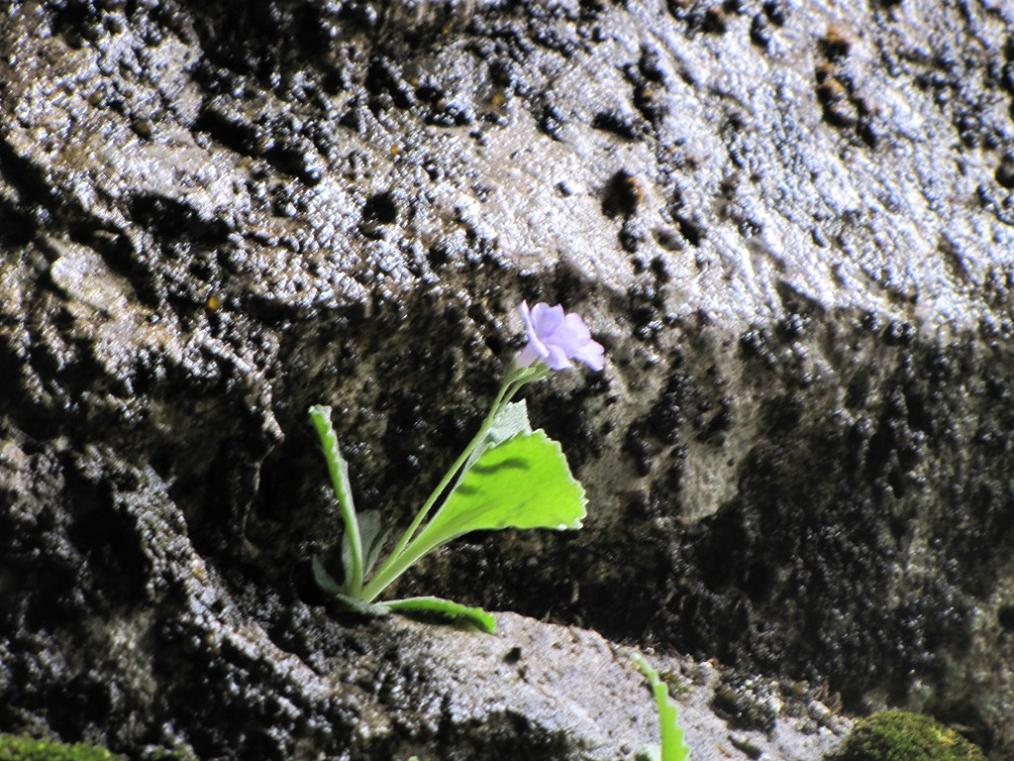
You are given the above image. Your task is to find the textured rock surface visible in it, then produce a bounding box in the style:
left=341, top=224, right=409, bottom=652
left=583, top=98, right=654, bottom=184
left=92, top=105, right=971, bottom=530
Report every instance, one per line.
left=1, top=0, right=1012, bottom=757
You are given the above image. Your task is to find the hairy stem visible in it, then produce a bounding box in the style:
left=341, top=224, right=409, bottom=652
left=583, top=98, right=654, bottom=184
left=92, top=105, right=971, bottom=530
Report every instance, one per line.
left=363, top=365, right=544, bottom=600
left=381, top=373, right=515, bottom=565
left=359, top=362, right=551, bottom=602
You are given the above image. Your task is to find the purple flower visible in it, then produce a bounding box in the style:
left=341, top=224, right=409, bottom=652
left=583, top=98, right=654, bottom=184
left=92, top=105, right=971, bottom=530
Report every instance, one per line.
left=517, top=301, right=605, bottom=371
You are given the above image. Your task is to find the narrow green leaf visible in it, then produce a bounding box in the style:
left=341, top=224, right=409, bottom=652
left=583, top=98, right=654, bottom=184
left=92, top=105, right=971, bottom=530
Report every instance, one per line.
left=385, top=596, right=497, bottom=633
left=308, top=405, right=364, bottom=594
left=332, top=593, right=391, bottom=617
left=343, top=510, right=389, bottom=581
left=315, top=557, right=392, bottom=616
left=312, top=555, right=344, bottom=596
left=405, top=429, right=585, bottom=560
left=634, top=654, right=691, bottom=761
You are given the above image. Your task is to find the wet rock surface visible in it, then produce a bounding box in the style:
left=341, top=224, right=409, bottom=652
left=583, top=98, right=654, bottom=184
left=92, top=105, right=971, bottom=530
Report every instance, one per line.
left=1, top=0, right=1012, bottom=757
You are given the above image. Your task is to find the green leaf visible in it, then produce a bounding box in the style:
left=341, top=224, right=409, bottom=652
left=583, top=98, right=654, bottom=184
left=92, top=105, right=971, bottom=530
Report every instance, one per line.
left=333, top=593, right=391, bottom=617
left=342, top=510, right=389, bottom=582
left=308, top=405, right=364, bottom=594
left=385, top=596, right=497, bottom=633
left=464, top=400, right=532, bottom=469
left=308, top=405, right=357, bottom=516
left=634, top=654, right=690, bottom=761
left=312, top=555, right=344, bottom=596
left=312, top=557, right=391, bottom=615
left=406, top=429, right=585, bottom=559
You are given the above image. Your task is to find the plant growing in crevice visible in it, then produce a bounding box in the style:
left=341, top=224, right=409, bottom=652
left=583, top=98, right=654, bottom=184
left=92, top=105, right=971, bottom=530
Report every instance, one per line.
left=310, top=302, right=604, bottom=631
left=634, top=654, right=691, bottom=761
left=828, top=710, right=985, bottom=761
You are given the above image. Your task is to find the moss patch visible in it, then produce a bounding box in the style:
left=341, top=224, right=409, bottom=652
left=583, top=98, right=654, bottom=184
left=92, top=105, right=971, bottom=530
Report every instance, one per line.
left=829, top=710, right=985, bottom=761
left=0, top=736, right=123, bottom=761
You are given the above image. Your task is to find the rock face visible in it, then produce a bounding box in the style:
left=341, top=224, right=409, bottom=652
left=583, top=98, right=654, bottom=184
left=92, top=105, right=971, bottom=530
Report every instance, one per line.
left=1, top=0, right=1012, bottom=757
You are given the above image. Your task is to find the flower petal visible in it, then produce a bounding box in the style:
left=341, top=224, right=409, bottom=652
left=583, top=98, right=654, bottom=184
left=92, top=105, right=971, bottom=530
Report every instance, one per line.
left=517, top=341, right=545, bottom=367
left=563, top=312, right=592, bottom=342
left=531, top=302, right=565, bottom=336
left=515, top=300, right=605, bottom=373
left=519, top=301, right=536, bottom=334
left=573, top=339, right=605, bottom=371
left=544, top=344, right=573, bottom=370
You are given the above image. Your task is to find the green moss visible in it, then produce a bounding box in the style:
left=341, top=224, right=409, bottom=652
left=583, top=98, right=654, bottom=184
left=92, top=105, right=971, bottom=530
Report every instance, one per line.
left=145, top=749, right=197, bottom=761
left=0, top=735, right=123, bottom=761
left=829, top=710, right=985, bottom=761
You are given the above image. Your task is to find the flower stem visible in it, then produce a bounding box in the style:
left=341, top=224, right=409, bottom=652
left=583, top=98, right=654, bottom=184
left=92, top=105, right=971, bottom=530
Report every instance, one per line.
left=361, top=364, right=543, bottom=601
left=382, top=374, right=515, bottom=562
left=359, top=528, right=438, bottom=602
left=359, top=370, right=543, bottom=603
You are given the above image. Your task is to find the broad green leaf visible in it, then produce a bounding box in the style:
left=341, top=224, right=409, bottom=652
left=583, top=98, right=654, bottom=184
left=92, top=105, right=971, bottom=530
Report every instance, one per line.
left=634, top=654, right=690, bottom=761
left=385, top=596, right=496, bottom=633
left=490, top=399, right=531, bottom=440
left=465, top=400, right=532, bottom=470
left=405, top=429, right=585, bottom=560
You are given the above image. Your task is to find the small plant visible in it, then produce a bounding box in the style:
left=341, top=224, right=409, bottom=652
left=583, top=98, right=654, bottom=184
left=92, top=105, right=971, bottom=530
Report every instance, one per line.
left=310, top=302, right=604, bottom=631
left=828, top=710, right=985, bottom=761
left=0, top=735, right=122, bottom=761
left=633, top=654, right=691, bottom=761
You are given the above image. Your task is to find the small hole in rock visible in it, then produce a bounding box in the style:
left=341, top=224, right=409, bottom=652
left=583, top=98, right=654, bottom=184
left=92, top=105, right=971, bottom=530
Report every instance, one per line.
left=676, top=216, right=704, bottom=246
left=998, top=606, right=1014, bottom=631
left=602, top=170, right=641, bottom=217
left=362, top=192, right=398, bottom=224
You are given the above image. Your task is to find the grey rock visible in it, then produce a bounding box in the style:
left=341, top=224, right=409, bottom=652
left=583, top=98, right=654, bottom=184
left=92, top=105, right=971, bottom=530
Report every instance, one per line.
left=0, top=0, right=1011, bottom=757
